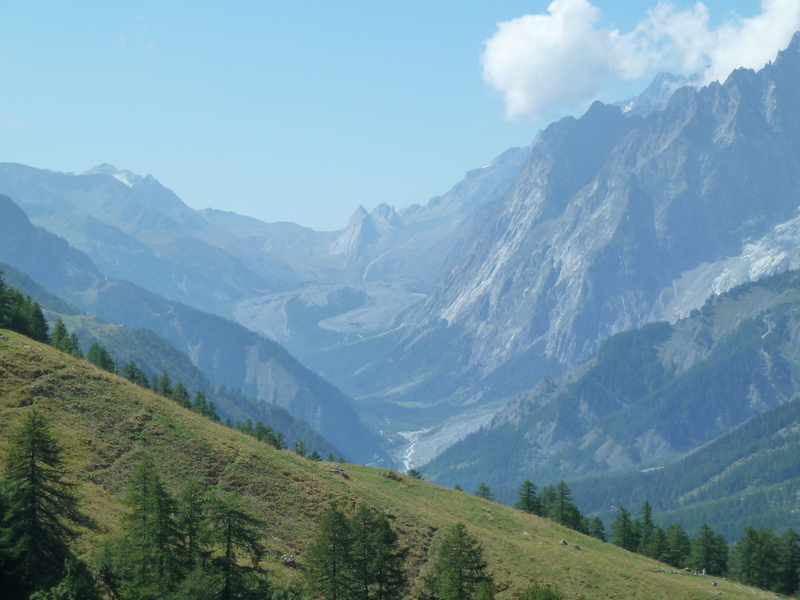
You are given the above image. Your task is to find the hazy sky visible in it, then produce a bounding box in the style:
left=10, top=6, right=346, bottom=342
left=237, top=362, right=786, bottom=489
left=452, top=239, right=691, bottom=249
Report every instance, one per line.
left=0, top=1, right=795, bottom=231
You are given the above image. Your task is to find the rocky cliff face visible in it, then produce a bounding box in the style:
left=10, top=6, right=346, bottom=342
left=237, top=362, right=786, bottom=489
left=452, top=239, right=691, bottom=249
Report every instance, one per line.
left=386, top=32, right=800, bottom=397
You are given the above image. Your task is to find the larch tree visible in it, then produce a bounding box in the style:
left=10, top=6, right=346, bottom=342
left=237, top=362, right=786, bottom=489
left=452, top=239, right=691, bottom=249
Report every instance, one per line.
left=426, top=522, right=493, bottom=600
left=0, top=409, right=82, bottom=597
left=514, top=480, right=541, bottom=515
left=307, top=503, right=355, bottom=600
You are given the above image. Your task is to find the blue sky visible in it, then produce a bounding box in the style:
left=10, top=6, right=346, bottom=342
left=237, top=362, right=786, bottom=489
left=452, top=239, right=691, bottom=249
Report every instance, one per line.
left=0, top=1, right=793, bottom=231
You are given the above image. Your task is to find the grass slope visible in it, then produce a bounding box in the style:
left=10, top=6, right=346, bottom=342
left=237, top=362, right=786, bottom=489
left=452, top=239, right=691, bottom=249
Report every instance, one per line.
left=0, top=331, right=775, bottom=600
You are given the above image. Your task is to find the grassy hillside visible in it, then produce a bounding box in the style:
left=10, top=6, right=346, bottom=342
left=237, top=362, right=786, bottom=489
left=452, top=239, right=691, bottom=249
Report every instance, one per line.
left=0, top=331, right=777, bottom=599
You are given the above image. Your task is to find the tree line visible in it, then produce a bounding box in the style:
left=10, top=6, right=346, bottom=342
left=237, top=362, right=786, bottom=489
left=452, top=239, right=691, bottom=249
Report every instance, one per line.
left=0, top=410, right=564, bottom=600
left=1, top=271, right=339, bottom=466
left=503, top=477, right=798, bottom=595
left=607, top=501, right=800, bottom=595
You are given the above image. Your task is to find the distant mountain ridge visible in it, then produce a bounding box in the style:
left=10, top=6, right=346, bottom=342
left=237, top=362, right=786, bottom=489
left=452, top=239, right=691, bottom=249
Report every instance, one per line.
left=422, top=269, right=800, bottom=529
left=0, top=194, right=386, bottom=465
left=338, top=31, right=800, bottom=415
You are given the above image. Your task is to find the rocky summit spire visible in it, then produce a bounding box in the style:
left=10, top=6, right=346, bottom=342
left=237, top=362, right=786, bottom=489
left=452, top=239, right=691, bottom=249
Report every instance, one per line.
left=329, top=205, right=379, bottom=255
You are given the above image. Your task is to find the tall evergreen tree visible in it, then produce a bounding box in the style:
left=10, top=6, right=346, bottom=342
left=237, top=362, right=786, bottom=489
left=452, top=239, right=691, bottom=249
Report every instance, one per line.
left=664, top=522, right=692, bottom=568
left=351, top=504, right=377, bottom=600
left=307, top=503, right=355, bottom=600
left=294, top=440, right=307, bottom=458
left=426, top=522, right=493, bottom=600
left=0, top=270, right=8, bottom=327
left=172, top=380, right=191, bottom=409
left=370, top=512, right=406, bottom=600
left=0, top=409, right=82, bottom=597
left=610, top=506, right=638, bottom=552
left=121, top=458, right=182, bottom=598
left=688, top=523, right=728, bottom=576
left=635, top=501, right=656, bottom=557
left=538, top=485, right=556, bottom=519
left=87, top=343, right=116, bottom=373
left=155, top=370, right=173, bottom=398
left=551, top=481, right=574, bottom=526
left=205, top=488, right=267, bottom=600
left=588, top=516, right=606, bottom=542
left=49, top=319, right=81, bottom=357
left=474, top=482, right=494, bottom=501
left=514, top=480, right=541, bottom=515
left=777, top=528, right=800, bottom=596
left=176, top=476, right=208, bottom=574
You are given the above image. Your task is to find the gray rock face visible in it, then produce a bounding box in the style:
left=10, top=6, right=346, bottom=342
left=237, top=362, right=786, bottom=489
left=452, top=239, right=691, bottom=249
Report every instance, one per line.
left=385, top=32, right=800, bottom=401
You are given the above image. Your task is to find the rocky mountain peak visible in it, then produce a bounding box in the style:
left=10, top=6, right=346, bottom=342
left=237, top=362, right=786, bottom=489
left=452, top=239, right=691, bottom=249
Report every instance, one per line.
left=329, top=205, right=379, bottom=255
left=370, top=203, right=402, bottom=229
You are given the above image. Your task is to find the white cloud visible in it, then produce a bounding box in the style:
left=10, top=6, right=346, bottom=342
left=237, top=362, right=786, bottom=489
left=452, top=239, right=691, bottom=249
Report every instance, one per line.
left=482, top=0, right=800, bottom=121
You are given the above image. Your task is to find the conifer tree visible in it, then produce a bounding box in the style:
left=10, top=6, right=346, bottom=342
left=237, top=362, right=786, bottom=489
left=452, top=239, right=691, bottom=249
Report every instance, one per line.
left=351, top=504, right=377, bottom=600
left=588, top=516, right=606, bottom=542
left=0, top=270, right=8, bottom=327
left=121, top=458, right=182, bottom=597
left=273, top=432, right=287, bottom=450
left=176, top=476, right=207, bottom=574
left=294, top=440, right=307, bottom=458
left=307, top=503, right=355, bottom=600
left=664, top=522, right=691, bottom=568
left=551, top=481, right=574, bottom=526
left=49, top=319, right=81, bottom=356
left=688, top=523, right=728, bottom=576
left=474, top=482, right=494, bottom=501
left=309, top=450, right=322, bottom=461
left=155, top=370, right=173, bottom=398
left=514, top=480, right=541, bottom=515
left=777, top=528, right=800, bottom=596
left=172, top=380, right=191, bottom=408
left=0, top=409, right=82, bottom=597
left=205, top=488, right=267, bottom=600
left=87, top=343, right=116, bottom=373
left=426, top=522, right=492, bottom=600
left=610, top=506, right=638, bottom=552
left=538, top=485, right=556, bottom=519
left=370, top=512, right=406, bottom=600
left=635, top=501, right=656, bottom=557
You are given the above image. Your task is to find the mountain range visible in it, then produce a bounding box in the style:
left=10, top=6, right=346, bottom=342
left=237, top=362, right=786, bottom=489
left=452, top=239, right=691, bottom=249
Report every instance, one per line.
left=2, top=33, right=800, bottom=492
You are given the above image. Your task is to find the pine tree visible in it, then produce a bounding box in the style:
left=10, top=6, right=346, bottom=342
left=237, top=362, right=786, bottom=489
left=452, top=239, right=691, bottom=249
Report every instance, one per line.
left=588, top=516, right=606, bottom=542
left=635, top=501, right=656, bottom=557
left=172, top=381, right=191, bottom=408
left=351, top=504, right=377, bottom=600
left=294, top=440, right=307, bottom=458
left=538, top=484, right=555, bottom=519
left=273, top=432, right=288, bottom=450
left=87, top=343, right=116, bottom=373
left=307, top=503, right=355, bottom=600
left=426, top=522, right=492, bottom=600
left=610, top=506, right=638, bottom=552
left=777, top=528, right=800, bottom=596
left=192, top=391, right=208, bottom=415
left=0, top=270, right=8, bottom=327
left=27, top=300, right=50, bottom=343
left=49, top=319, right=74, bottom=354
left=155, top=370, right=173, bottom=398
left=474, top=482, right=494, bottom=501
left=0, top=409, right=82, bottom=597
left=205, top=488, right=267, bottom=600
left=309, top=450, right=322, bottom=461
left=514, top=480, right=541, bottom=515
left=176, top=476, right=207, bottom=573
left=121, top=458, right=182, bottom=597
left=370, top=512, right=406, bottom=600
left=664, top=522, right=692, bottom=568
left=551, top=481, right=574, bottom=526
left=688, top=523, right=728, bottom=576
